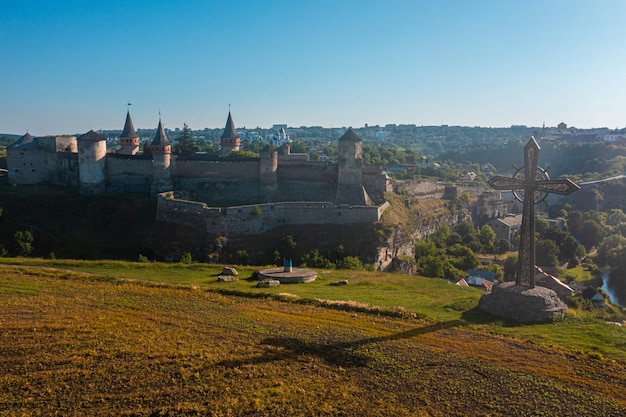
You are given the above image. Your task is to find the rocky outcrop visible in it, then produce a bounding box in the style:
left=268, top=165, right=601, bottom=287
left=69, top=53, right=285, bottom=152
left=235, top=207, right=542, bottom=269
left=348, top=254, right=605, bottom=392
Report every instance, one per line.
left=478, top=282, right=567, bottom=323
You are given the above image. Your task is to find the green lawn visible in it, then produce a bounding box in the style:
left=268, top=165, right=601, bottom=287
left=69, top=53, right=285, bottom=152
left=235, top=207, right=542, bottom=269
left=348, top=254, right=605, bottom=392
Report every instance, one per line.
left=1, top=257, right=625, bottom=359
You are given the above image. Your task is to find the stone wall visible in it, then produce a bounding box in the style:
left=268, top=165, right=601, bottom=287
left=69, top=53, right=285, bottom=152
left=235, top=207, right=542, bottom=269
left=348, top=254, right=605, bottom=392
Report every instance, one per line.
left=175, top=159, right=259, bottom=179
left=277, top=160, right=337, bottom=182
left=157, top=192, right=387, bottom=236
left=7, top=149, right=49, bottom=184
left=106, top=155, right=153, bottom=193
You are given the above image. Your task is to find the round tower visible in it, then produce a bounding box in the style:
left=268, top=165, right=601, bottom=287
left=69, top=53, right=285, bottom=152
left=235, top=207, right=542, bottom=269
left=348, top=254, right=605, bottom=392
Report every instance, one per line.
left=259, top=145, right=278, bottom=186
left=77, top=130, right=107, bottom=194
left=219, top=111, right=241, bottom=156
left=149, top=118, right=172, bottom=194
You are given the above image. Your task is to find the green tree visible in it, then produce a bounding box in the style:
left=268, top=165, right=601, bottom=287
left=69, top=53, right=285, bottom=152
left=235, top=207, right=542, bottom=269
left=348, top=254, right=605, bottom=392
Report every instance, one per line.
left=446, top=244, right=480, bottom=271
left=179, top=252, right=193, bottom=264
left=503, top=255, right=518, bottom=281
left=579, top=220, right=606, bottom=250
left=414, top=241, right=439, bottom=260
left=478, top=225, right=496, bottom=253
left=536, top=239, right=559, bottom=267
left=226, top=150, right=259, bottom=158
left=495, top=239, right=512, bottom=254
left=174, top=123, right=200, bottom=155
left=429, top=223, right=450, bottom=248
left=141, top=139, right=152, bottom=158
left=420, top=254, right=446, bottom=278
left=598, top=234, right=626, bottom=267
left=337, top=256, right=364, bottom=270
left=13, top=231, right=34, bottom=257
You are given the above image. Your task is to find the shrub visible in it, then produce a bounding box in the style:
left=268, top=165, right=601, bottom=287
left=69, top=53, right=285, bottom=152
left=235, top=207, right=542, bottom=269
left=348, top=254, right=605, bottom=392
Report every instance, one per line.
left=180, top=252, right=193, bottom=264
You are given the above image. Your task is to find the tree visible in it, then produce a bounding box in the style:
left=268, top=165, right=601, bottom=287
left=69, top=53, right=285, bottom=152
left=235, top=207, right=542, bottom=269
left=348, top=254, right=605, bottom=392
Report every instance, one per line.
left=429, top=223, right=450, bottom=248
left=495, top=239, right=512, bottom=254
left=478, top=225, right=496, bottom=253
left=174, top=123, right=200, bottom=155
left=420, top=255, right=446, bottom=278
left=446, top=244, right=480, bottom=271
left=414, top=241, right=439, bottom=260
left=579, top=220, right=606, bottom=250
left=337, top=256, right=364, bottom=270
left=536, top=239, right=559, bottom=268
left=598, top=234, right=626, bottom=267
left=279, top=235, right=297, bottom=259
left=141, top=139, right=152, bottom=158
left=503, top=255, right=518, bottom=281
left=13, top=231, right=34, bottom=257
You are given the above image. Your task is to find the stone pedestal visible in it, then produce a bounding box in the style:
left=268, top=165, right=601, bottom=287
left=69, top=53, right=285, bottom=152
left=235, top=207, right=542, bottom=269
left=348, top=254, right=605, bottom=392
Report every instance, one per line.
left=478, top=282, right=567, bottom=324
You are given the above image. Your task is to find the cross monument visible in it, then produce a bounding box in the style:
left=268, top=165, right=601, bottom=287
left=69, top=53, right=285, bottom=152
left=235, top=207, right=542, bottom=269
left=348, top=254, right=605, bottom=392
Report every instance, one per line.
left=488, top=137, right=579, bottom=288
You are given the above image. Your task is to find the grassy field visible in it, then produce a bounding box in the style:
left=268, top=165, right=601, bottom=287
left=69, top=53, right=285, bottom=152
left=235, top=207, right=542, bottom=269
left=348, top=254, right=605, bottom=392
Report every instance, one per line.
left=1, top=259, right=625, bottom=416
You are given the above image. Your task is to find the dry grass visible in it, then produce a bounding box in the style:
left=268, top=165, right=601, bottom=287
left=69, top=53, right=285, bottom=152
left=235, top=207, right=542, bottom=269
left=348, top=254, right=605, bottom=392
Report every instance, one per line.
left=1, top=268, right=625, bottom=416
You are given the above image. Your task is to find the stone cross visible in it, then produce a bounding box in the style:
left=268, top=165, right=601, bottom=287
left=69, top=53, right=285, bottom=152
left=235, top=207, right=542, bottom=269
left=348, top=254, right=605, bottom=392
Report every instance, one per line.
left=488, top=137, right=579, bottom=288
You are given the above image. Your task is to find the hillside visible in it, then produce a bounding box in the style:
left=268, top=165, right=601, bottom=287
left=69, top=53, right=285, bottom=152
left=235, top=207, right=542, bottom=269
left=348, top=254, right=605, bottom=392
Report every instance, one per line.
left=1, top=264, right=625, bottom=416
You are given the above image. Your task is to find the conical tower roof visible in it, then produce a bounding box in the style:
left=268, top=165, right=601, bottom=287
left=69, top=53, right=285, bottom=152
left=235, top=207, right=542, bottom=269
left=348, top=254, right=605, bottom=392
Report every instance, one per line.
left=338, top=128, right=362, bottom=143
left=7, top=132, right=35, bottom=149
left=220, top=112, right=240, bottom=140
left=120, top=110, right=139, bottom=139
left=78, top=130, right=106, bottom=142
left=151, top=119, right=170, bottom=146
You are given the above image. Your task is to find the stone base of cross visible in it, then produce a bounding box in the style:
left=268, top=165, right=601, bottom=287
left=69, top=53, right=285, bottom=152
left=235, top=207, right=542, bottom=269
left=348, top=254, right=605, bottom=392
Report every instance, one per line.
left=488, top=137, right=579, bottom=288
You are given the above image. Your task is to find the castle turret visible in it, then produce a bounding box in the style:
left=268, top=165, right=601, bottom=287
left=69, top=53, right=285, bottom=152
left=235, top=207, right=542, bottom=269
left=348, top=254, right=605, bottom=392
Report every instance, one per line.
left=259, top=144, right=278, bottom=187
left=119, top=110, right=140, bottom=155
left=149, top=118, right=172, bottom=194
left=220, top=111, right=241, bottom=156
left=335, top=129, right=372, bottom=205
left=78, top=130, right=107, bottom=194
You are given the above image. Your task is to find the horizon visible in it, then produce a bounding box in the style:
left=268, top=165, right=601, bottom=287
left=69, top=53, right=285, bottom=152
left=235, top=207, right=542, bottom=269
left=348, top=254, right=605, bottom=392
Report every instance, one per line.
left=3, top=118, right=610, bottom=138
left=3, top=0, right=626, bottom=136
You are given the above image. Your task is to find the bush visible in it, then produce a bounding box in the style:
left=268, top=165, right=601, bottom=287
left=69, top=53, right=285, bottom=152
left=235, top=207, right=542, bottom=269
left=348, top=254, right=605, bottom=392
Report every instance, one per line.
left=13, top=231, right=34, bottom=257
left=180, top=252, right=193, bottom=264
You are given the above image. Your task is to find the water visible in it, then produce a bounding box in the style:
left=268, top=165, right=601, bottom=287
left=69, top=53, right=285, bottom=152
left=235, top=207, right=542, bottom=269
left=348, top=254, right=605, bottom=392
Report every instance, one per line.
left=601, top=269, right=624, bottom=307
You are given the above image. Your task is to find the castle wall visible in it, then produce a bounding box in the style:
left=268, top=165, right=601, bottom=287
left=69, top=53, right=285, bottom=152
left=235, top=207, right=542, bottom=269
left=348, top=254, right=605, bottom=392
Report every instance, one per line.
left=52, top=152, right=79, bottom=187
left=38, top=136, right=77, bottom=153
left=106, top=156, right=153, bottom=193
left=363, top=166, right=389, bottom=203
left=275, top=180, right=337, bottom=202
left=176, top=179, right=269, bottom=206
left=277, top=160, right=337, bottom=182
left=175, top=159, right=259, bottom=179
left=157, top=192, right=386, bottom=236
left=6, top=148, right=49, bottom=184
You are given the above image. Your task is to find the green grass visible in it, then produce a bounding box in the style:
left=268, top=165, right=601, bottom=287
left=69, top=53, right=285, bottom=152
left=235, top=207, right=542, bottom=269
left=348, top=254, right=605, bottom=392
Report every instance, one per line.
left=1, top=257, right=625, bottom=361
left=1, top=266, right=625, bottom=416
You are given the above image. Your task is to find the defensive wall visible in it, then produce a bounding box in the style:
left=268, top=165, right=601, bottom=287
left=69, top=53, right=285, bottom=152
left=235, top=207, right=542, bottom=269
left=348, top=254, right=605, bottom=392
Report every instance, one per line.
left=174, top=158, right=259, bottom=179
left=106, top=154, right=154, bottom=193
left=156, top=191, right=389, bottom=236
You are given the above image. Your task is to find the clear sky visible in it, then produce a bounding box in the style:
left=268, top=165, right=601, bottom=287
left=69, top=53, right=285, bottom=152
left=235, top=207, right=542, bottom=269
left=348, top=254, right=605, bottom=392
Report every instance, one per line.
left=2, top=0, right=626, bottom=136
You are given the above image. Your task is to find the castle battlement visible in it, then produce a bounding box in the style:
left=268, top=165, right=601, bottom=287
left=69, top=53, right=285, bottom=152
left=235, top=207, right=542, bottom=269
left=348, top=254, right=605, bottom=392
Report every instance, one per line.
left=7, top=111, right=389, bottom=232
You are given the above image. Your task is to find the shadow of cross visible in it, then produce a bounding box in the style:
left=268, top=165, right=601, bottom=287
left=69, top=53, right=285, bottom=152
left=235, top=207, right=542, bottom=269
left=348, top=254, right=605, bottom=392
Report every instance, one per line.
left=487, top=137, right=579, bottom=288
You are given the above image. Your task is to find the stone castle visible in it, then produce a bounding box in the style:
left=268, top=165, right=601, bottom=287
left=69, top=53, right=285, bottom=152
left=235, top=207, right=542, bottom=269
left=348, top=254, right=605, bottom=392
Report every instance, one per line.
left=7, top=111, right=390, bottom=236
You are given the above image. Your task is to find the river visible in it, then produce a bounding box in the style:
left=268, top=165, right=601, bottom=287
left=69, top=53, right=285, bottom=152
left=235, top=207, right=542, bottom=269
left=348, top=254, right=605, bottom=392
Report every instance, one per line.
left=601, top=269, right=624, bottom=307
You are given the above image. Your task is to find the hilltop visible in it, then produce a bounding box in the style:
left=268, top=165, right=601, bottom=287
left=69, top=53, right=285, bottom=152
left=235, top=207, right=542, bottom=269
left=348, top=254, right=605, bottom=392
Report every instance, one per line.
left=1, top=262, right=625, bottom=416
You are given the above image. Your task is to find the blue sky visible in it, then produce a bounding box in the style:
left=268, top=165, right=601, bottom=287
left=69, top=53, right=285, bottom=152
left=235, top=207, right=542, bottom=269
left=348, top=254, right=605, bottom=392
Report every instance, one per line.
left=2, top=0, right=626, bottom=135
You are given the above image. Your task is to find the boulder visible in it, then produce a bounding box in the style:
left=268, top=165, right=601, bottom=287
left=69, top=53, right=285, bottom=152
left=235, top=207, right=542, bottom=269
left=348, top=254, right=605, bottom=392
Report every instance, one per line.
left=222, top=266, right=238, bottom=276
left=256, top=279, right=280, bottom=288
left=478, top=282, right=567, bottom=324
left=217, top=275, right=239, bottom=282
